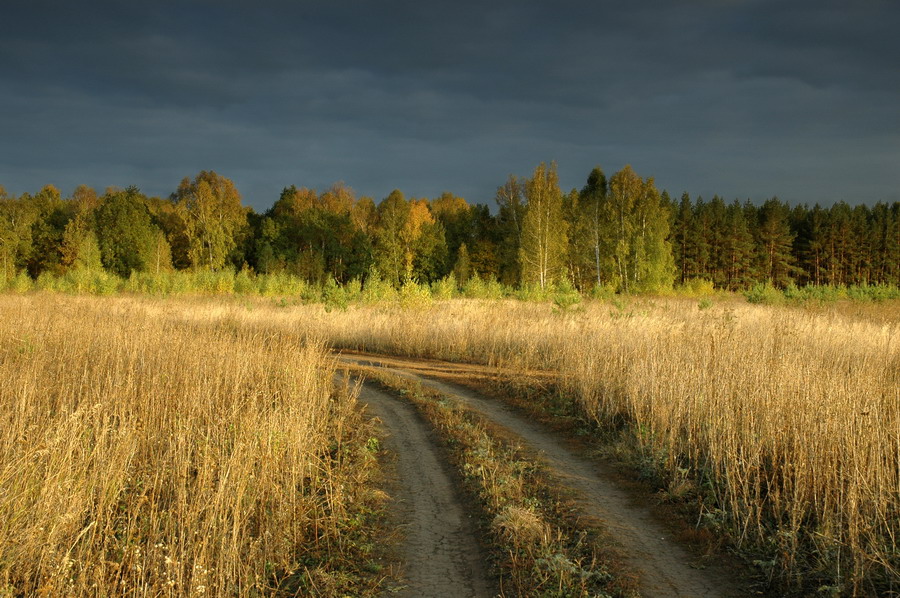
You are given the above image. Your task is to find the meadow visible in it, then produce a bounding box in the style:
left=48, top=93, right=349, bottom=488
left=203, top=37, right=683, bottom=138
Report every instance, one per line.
left=276, top=294, right=899, bottom=595
left=0, top=294, right=381, bottom=597
left=2, top=287, right=897, bottom=596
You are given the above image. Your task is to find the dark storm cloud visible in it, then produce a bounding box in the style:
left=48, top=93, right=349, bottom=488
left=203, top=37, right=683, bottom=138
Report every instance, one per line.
left=1, top=0, right=898, bottom=209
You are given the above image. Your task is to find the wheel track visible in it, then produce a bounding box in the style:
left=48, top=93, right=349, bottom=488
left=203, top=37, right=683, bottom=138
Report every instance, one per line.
left=346, top=376, right=495, bottom=598
left=339, top=353, right=748, bottom=598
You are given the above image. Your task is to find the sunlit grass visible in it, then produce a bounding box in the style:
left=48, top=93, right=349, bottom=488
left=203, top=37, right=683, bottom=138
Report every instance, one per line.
left=268, top=295, right=899, bottom=595
left=0, top=295, right=377, bottom=597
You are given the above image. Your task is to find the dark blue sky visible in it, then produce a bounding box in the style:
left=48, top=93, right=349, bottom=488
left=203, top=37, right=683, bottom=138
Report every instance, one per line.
left=2, top=0, right=898, bottom=211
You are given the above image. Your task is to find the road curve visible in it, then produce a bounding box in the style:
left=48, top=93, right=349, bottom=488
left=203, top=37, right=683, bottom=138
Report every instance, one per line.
left=339, top=353, right=748, bottom=598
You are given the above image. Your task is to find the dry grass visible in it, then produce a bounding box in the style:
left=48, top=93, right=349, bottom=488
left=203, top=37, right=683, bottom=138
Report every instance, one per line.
left=13, top=292, right=895, bottom=594
left=0, top=294, right=381, bottom=597
left=267, top=296, right=898, bottom=595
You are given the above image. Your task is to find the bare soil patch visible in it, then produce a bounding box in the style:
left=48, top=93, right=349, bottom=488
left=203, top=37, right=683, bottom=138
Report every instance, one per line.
left=349, top=376, right=496, bottom=597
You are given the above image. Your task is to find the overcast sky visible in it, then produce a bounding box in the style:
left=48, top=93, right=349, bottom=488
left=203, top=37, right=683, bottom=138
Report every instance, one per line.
left=1, top=0, right=898, bottom=211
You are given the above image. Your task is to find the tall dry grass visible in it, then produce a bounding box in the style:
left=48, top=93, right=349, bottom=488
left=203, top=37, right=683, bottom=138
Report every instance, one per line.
left=0, top=295, right=368, bottom=596
left=259, top=296, right=897, bottom=594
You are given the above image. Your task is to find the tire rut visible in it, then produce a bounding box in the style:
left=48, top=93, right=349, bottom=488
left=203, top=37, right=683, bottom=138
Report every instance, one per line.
left=338, top=353, right=748, bottom=598
left=346, top=375, right=496, bottom=598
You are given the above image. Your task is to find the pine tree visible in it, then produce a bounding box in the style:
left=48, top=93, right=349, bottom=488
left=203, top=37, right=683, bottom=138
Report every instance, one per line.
left=849, top=205, right=871, bottom=284
left=672, top=192, right=693, bottom=285
left=824, top=202, right=854, bottom=286
left=721, top=200, right=755, bottom=289
left=755, top=198, right=795, bottom=287
left=871, top=202, right=900, bottom=285
left=686, top=196, right=711, bottom=282
left=705, top=196, right=728, bottom=287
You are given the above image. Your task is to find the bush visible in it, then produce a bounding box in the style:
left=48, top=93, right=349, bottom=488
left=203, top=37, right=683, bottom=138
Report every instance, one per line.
left=744, top=282, right=785, bottom=305
left=399, top=280, right=432, bottom=308
left=361, top=273, right=397, bottom=303
left=323, top=278, right=348, bottom=312
left=589, top=283, right=617, bottom=301
left=679, top=278, right=716, bottom=297
left=233, top=268, right=258, bottom=295
left=4, top=271, right=33, bottom=293
left=431, top=275, right=458, bottom=300
left=344, top=277, right=363, bottom=303
left=847, top=283, right=900, bottom=302
left=552, top=279, right=582, bottom=311
left=464, top=275, right=505, bottom=300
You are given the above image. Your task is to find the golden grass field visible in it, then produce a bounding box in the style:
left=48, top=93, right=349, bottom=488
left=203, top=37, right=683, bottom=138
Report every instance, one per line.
left=0, top=294, right=377, bottom=597
left=278, top=295, right=898, bottom=594
left=2, top=292, right=897, bottom=595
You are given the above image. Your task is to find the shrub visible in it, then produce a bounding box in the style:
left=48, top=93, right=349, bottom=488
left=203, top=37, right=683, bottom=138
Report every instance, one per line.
left=552, top=279, right=582, bottom=311
left=431, top=275, right=458, bottom=300
left=744, top=282, right=785, bottom=305
left=679, top=278, right=716, bottom=297
left=398, top=279, right=432, bottom=309
left=361, top=272, right=397, bottom=304
left=323, top=278, right=348, bottom=312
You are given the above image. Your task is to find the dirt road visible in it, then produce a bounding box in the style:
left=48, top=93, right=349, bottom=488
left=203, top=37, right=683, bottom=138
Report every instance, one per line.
left=339, top=352, right=748, bottom=598
left=348, top=376, right=496, bottom=597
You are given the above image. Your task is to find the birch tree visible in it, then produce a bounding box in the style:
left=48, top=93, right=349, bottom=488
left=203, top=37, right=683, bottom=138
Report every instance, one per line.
left=173, top=171, right=248, bottom=271
left=607, top=165, right=674, bottom=292
left=578, top=167, right=610, bottom=287
left=519, top=162, right=567, bottom=290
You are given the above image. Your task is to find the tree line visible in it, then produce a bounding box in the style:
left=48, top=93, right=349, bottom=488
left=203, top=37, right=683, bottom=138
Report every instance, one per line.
left=1, top=165, right=898, bottom=291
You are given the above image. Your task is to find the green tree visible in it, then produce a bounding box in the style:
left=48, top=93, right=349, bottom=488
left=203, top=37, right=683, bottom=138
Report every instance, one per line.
left=672, top=192, right=693, bottom=284
left=60, top=185, right=103, bottom=272
left=431, top=192, right=472, bottom=271
left=453, top=241, right=471, bottom=284
left=173, top=171, right=248, bottom=270
left=468, top=204, right=501, bottom=280
left=373, top=190, right=411, bottom=286
left=0, top=190, right=37, bottom=280
left=607, top=166, right=674, bottom=292
left=870, top=202, right=900, bottom=285
left=94, top=187, right=168, bottom=277
left=755, top=198, right=795, bottom=287
left=795, top=204, right=827, bottom=286
left=632, top=176, right=675, bottom=291
left=686, top=196, right=711, bottom=281
left=24, top=185, right=68, bottom=277
left=413, top=220, right=449, bottom=283
left=577, top=167, right=610, bottom=288
left=495, top=175, right=526, bottom=286
left=849, top=204, right=872, bottom=285
left=721, top=200, right=756, bottom=289
left=519, top=162, right=568, bottom=290
left=146, top=196, right=192, bottom=270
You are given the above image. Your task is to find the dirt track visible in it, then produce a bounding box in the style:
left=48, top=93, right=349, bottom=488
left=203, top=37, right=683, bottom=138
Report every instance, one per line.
left=339, top=352, right=748, bottom=598
left=349, top=377, right=495, bottom=597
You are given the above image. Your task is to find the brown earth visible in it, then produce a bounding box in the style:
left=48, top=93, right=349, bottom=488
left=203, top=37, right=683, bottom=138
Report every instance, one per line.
left=344, top=375, right=496, bottom=597
left=338, top=352, right=751, bottom=598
